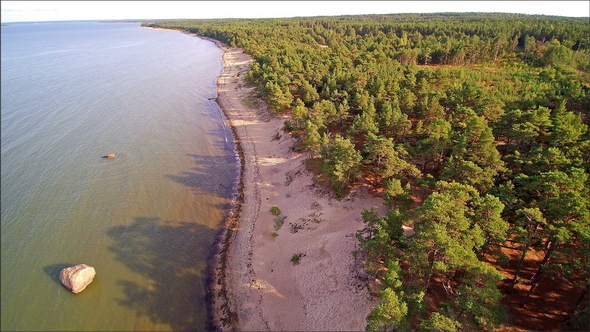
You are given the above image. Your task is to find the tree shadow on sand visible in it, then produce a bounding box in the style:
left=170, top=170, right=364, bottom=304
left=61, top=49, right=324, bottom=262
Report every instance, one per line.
left=107, top=217, right=219, bottom=331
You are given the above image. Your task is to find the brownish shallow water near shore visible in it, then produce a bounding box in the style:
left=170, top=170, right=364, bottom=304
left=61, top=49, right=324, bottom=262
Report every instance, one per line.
left=1, top=22, right=238, bottom=331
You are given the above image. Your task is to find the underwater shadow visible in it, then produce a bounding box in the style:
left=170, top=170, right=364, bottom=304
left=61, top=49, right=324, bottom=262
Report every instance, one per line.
left=107, top=217, right=220, bottom=331
left=166, top=153, right=239, bottom=202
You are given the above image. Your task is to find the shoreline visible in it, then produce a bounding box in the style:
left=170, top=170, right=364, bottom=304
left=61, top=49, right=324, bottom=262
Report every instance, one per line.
left=202, top=34, right=383, bottom=330
left=139, top=25, right=243, bottom=329
left=201, top=36, right=245, bottom=331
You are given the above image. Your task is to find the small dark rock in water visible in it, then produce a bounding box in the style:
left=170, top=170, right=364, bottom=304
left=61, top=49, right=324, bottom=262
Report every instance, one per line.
left=102, top=154, right=115, bottom=159
left=59, top=264, right=96, bottom=294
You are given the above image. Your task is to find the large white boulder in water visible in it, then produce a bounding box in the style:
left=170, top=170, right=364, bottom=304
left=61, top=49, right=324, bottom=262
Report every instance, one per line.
left=59, top=264, right=96, bottom=294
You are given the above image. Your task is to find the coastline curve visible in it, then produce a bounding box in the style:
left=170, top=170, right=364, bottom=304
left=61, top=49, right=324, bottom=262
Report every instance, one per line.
left=200, top=34, right=379, bottom=331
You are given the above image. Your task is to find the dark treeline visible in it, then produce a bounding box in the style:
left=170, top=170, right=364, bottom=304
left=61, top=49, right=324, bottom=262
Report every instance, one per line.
left=144, top=13, right=589, bottom=331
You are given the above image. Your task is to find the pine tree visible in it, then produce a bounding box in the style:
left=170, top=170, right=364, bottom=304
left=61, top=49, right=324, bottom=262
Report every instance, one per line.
left=319, top=134, right=362, bottom=198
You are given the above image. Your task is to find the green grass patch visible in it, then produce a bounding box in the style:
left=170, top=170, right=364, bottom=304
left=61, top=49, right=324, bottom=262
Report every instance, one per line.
left=270, top=206, right=281, bottom=216
left=291, top=253, right=302, bottom=265
left=274, top=215, right=286, bottom=231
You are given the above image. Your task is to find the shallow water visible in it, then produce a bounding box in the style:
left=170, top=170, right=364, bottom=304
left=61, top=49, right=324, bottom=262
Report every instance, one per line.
left=1, top=22, right=238, bottom=331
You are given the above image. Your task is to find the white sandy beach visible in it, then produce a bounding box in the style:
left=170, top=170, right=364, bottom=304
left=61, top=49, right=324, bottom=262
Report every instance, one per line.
left=208, top=38, right=386, bottom=331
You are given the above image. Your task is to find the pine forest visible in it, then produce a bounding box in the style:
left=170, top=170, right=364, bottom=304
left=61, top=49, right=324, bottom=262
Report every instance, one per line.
left=145, top=13, right=589, bottom=331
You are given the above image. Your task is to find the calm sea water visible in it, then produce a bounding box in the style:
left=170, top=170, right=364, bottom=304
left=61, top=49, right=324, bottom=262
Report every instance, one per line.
left=1, top=22, right=238, bottom=331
